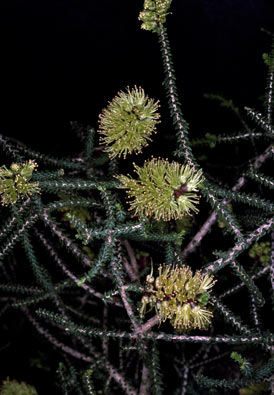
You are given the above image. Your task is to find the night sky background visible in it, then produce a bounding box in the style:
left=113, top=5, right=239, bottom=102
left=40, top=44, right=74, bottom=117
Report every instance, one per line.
left=1, top=0, right=274, bottom=156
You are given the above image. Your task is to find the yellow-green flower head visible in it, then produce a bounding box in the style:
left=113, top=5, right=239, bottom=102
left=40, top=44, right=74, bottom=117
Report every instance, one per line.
left=139, top=0, right=172, bottom=33
left=98, top=86, right=160, bottom=159
left=0, top=160, right=40, bottom=206
left=0, top=377, right=37, bottom=395
left=117, top=158, right=204, bottom=221
left=140, top=265, right=215, bottom=331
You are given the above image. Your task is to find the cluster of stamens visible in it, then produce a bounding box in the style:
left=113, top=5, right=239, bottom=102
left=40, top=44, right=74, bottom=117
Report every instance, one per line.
left=0, top=160, right=40, bottom=206
left=140, top=265, right=215, bottom=331
left=117, top=159, right=204, bottom=221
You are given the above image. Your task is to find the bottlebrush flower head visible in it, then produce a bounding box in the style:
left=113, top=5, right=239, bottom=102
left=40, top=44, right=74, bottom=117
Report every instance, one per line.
left=0, top=160, right=40, bottom=206
left=140, top=264, right=216, bottom=331
left=139, top=0, right=172, bottom=33
left=0, top=377, right=37, bottom=395
left=117, top=158, right=204, bottom=221
left=98, top=86, right=160, bottom=159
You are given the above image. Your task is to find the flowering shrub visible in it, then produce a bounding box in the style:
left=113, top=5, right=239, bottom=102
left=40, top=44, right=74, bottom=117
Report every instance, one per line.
left=0, top=0, right=273, bottom=394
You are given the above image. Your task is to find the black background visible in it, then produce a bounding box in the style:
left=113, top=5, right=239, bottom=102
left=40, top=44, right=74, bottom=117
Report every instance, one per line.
left=0, top=0, right=274, bottom=154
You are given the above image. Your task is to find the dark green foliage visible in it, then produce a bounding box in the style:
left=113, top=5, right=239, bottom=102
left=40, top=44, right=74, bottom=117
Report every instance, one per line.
left=0, top=3, right=274, bottom=395
left=196, top=358, right=274, bottom=390
left=246, top=169, right=274, bottom=190
left=191, top=130, right=264, bottom=148
left=148, top=342, right=164, bottom=395
left=158, top=25, right=195, bottom=166
left=230, top=351, right=253, bottom=376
